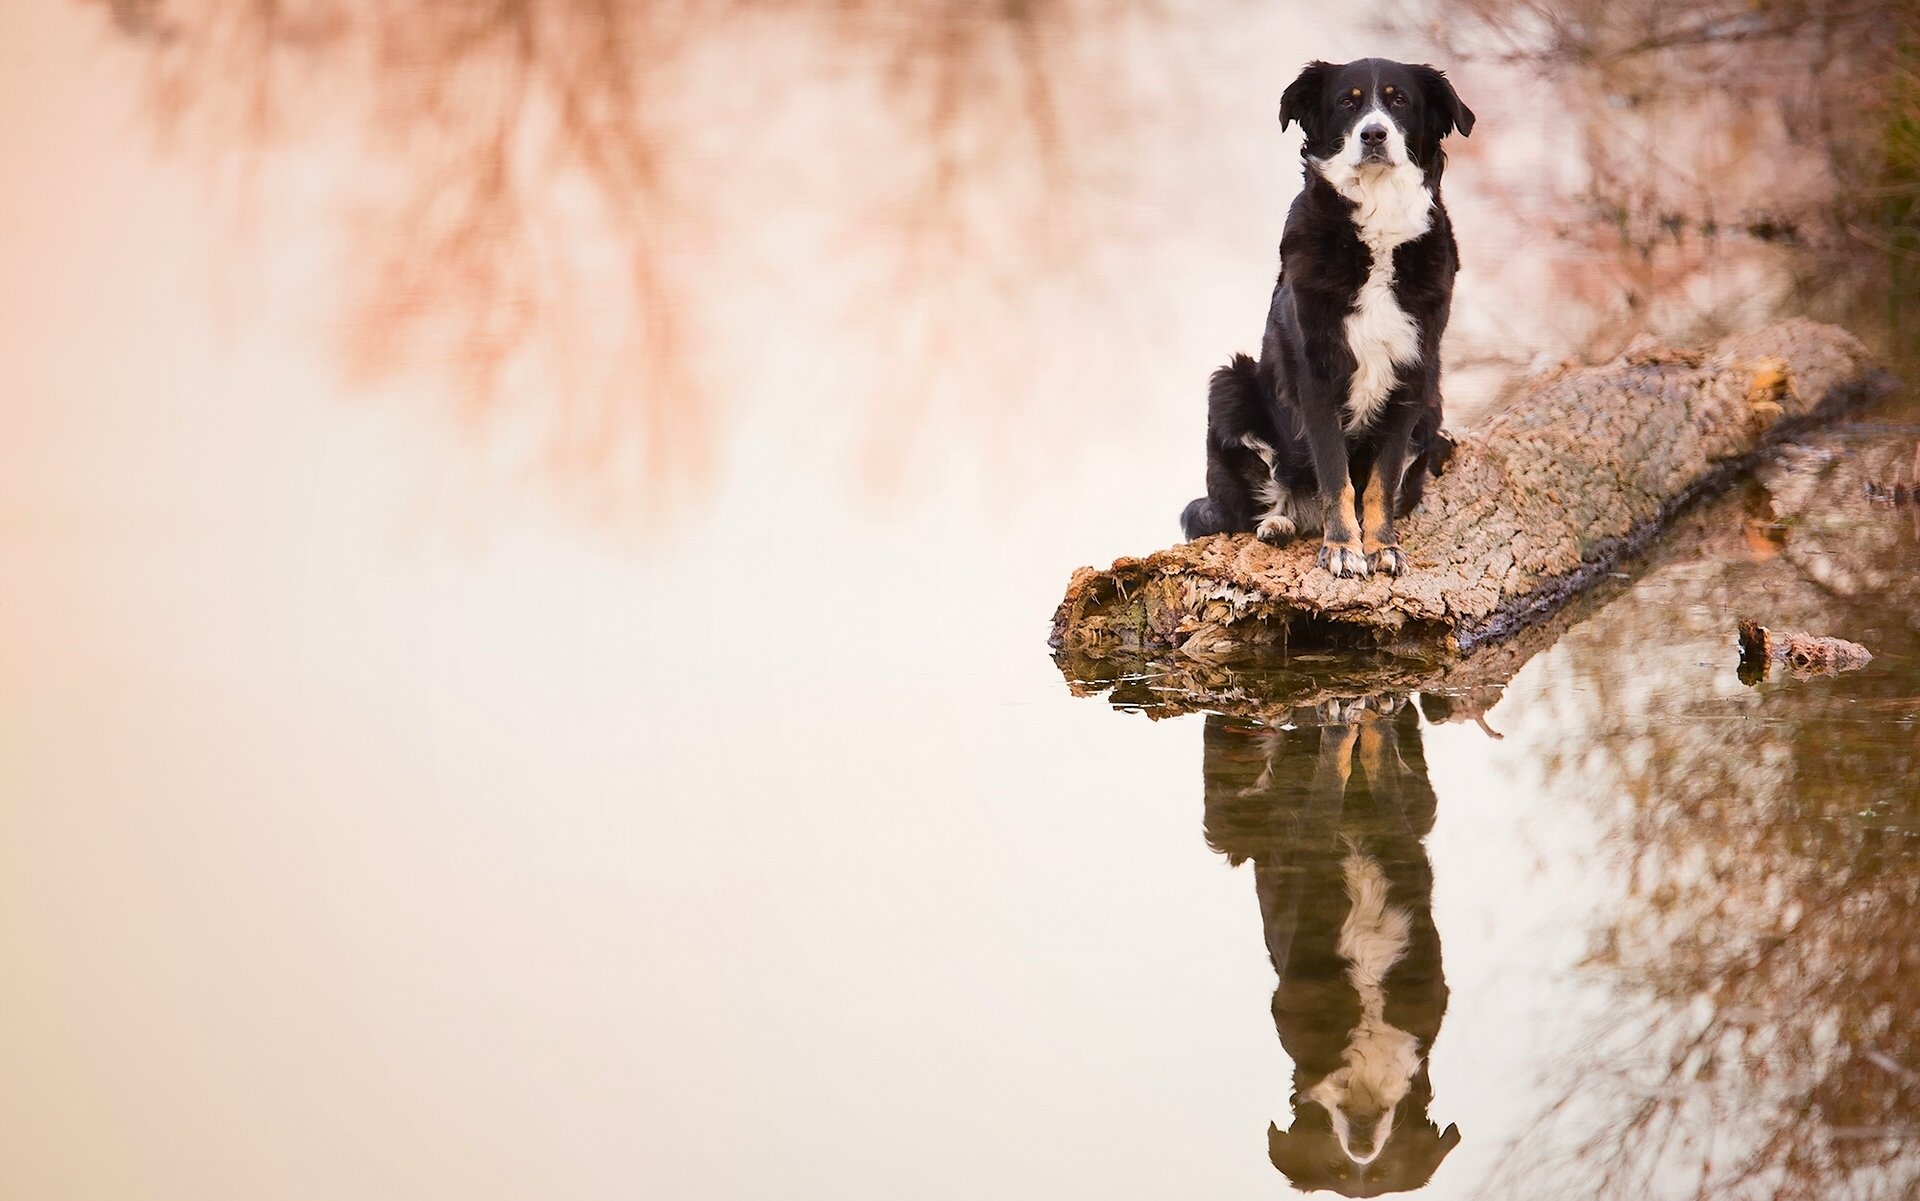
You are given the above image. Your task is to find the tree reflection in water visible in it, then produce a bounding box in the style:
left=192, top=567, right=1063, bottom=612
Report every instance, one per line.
left=1503, top=432, right=1920, bottom=1200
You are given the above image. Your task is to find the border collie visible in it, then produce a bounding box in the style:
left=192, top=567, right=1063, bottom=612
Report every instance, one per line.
left=1181, top=59, right=1474, bottom=578
left=1203, top=698, right=1459, bottom=1195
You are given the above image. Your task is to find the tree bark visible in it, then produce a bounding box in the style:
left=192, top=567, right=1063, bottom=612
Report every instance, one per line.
left=1050, top=319, right=1893, bottom=668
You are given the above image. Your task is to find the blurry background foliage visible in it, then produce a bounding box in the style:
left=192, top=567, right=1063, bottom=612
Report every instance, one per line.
left=1438, top=0, right=1920, bottom=371
left=87, top=0, right=1920, bottom=517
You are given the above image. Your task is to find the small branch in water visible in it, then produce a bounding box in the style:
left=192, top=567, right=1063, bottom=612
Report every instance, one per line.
left=1844, top=222, right=1920, bottom=265
left=1861, top=1047, right=1920, bottom=1087
left=1736, top=619, right=1873, bottom=682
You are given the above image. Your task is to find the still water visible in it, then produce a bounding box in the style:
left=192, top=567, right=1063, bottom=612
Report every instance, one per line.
left=1, top=2, right=1916, bottom=1199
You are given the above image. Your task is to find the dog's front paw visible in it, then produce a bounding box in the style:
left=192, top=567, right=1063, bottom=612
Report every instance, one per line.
left=1317, top=541, right=1372, bottom=579
left=1256, top=514, right=1297, bottom=545
left=1367, top=545, right=1409, bottom=577
left=1318, top=697, right=1362, bottom=725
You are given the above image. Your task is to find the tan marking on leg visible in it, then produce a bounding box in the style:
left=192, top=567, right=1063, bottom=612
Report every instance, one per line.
left=1357, top=722, right=1385, bottom=785
left=1326, top=480, right=1362, bottom=548
left=1361, top=463, right=1409, bottom=575
left=1361, top=464, right=1396, bottom=554
left=1316, top=720, right=1361, bottom=793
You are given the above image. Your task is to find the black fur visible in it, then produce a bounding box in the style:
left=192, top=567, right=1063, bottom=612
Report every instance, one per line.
left=1180, top=354, right=1452, bottom=540
left=1181, top=59, right=1474, bottom=580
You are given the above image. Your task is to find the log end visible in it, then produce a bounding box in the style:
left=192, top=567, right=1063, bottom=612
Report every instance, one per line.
left=1047, top=540, right=1460, bottom=663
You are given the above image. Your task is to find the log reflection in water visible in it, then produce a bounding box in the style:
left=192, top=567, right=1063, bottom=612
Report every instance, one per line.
left=1203, top=699, right=1460, bottom=1196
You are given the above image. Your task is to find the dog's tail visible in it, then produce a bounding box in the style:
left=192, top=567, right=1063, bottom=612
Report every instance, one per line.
left=1181, top=355, right=1265, bottom=540
left=1181, top=496, right=1229, bottom=540
left=1209, top=354, right=1265, bottom=430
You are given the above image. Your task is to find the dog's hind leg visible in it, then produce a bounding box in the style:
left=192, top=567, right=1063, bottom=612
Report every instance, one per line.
left=1183, top=355, right=1276, bottom=541
left=1241, top=435, right=1304, bottom=546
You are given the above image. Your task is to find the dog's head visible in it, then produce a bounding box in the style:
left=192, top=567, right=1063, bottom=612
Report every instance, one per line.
left=1279, top=58, right=1474, bottom=175
left=1267, top=1109, right=1462, bottom=1197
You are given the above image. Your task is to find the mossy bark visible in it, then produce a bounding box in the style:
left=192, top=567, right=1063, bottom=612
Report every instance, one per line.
left=1050, top=319, right=1893, bottom=667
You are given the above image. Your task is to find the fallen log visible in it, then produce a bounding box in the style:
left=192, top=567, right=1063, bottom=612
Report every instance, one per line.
left=1062, top=414, right=1918, bottom=724
left=1050, top=319, right=1894, bottom=665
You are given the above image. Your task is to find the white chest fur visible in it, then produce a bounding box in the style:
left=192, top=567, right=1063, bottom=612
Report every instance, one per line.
left=1315, top=158, right=1433, bottom=432
left=1302, top=842, right=1424, bottom=1166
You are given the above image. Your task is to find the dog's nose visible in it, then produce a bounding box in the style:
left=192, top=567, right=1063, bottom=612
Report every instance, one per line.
left=1359, top=126, right=1388, bottom=148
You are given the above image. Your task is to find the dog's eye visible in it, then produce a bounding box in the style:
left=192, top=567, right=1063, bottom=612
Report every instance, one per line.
left=1339, top=96, right=1359, bottom=109
left=1388, top=92, right=1408, bottom=107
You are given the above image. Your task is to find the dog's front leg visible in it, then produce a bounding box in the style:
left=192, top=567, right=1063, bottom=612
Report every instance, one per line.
left=1299, top=392, right=1370, bottom=578
left=1360, top=401, right=1420, bottom=577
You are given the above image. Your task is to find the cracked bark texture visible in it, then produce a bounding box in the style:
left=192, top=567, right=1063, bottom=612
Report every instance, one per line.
left=1050, top=319, right=1892, bottom=665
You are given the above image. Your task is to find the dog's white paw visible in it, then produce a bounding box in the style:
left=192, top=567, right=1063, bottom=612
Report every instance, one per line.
left=1255, top=514, right=1297, bottom=545
left=1318, top=542, right=1372, bottom=579
left=1367, top=546, right=1409, bottom=577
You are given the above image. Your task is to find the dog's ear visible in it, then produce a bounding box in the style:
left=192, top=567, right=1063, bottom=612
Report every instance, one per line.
left=1401, top=1120, right=1465, bottom=1188
left=1266, top=1121, right=1306, bottom=1177
left=1428, top=1122, right=1465, bottom=1179
left=1279, top=61, right=1334, bottom=134
left=1411, top=64, right=1475, bottom=138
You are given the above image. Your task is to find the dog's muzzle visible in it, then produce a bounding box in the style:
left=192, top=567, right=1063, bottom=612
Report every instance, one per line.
left=1358, top=125, right=1389, bottom=163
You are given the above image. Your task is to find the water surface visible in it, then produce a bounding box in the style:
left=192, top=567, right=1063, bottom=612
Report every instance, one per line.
left=2, top=3, right=1916, bottom=1199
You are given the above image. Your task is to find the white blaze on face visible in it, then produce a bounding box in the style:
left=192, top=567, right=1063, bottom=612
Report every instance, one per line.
left=1349, top=108, right=1396, bottom=167
left=1303, top=841, right=1424, bottom=1167
left=1309, top=99, right=1432, bottom=433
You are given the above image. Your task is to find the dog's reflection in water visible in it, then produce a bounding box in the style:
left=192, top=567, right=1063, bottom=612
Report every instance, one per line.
left=1204, top=696, right=1460, bottom=1196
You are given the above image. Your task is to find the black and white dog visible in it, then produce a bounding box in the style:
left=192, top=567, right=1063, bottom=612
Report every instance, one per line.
left=1203, top=699, right=1459, bottom=1195
left=1181, top=59, right=1474, bottom=578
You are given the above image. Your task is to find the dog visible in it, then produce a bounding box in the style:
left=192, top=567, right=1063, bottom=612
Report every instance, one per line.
left=1181, top=59, right=1474, bottom=578
left=1202, top=697, right=1459, bottom=1195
